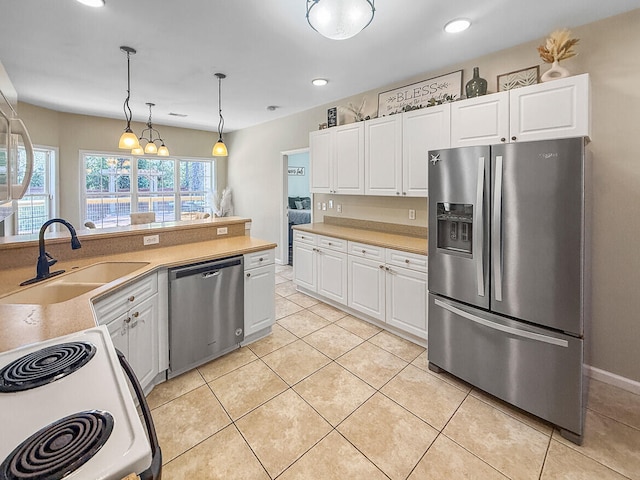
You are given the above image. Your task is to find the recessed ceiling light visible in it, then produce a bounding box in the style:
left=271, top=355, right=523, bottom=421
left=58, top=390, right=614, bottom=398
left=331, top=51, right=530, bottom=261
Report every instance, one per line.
left=75, top=0, right=105, bottom=7
left=312, top=78, right=328, bottom=87
left=444, top=19, right=471, bottom=33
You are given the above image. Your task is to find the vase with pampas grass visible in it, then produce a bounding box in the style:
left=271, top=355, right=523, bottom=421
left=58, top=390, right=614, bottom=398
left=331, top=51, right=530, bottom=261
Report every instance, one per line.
left=538, top=28, right=579, bottom=82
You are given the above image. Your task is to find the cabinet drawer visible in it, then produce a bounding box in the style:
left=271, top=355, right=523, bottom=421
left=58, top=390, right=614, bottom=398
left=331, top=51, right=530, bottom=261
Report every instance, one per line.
left=348, top=241, right=385, bottom=261
left=293, top=231, right=317, bottom=245
left=318, top=235, right=347, bottom=253
left=386, top=249, right=427, bottom=273
left=93, top=273, right=158, bottom=324
left=244, top=249, right=275, bottom=269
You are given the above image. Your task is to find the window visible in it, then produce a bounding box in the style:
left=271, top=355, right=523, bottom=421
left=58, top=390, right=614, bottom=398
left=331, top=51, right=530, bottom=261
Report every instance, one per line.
left=82, top=152, right=215, bottom=228
left=14, top=147, right=57, bottom=235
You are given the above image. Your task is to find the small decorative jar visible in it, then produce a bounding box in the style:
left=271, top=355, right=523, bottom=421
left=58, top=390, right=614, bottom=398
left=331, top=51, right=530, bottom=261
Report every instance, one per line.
left=465, top=67, right=488, bottom=98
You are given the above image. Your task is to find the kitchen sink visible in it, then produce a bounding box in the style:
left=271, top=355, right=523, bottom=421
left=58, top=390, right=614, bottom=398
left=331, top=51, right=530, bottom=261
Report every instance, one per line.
left=0, top=282, right=104, bottom=305
left=0, top=262, right=150, bottom=305
left=60, top=262, right=149, bottom=283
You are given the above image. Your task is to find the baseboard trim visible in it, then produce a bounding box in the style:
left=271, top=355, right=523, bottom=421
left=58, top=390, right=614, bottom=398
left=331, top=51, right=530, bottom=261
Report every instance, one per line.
left=586, top=365, right=640, bottom=395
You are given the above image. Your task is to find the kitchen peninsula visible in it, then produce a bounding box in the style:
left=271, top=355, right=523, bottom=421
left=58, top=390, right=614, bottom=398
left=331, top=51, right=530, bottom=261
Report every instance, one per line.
left=0, top=217, right=276, bottom=355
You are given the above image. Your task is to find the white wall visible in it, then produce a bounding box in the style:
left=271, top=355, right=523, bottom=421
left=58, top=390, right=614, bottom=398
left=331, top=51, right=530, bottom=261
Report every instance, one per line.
left=227, top=9, right=640, bottom=384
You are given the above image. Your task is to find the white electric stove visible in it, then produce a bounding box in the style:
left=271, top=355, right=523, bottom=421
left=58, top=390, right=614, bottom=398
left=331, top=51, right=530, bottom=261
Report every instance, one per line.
left=0, top=326, right=160, bottom=480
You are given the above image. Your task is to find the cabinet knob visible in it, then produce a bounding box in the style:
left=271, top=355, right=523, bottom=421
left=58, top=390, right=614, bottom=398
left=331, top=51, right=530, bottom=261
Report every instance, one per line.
left=402, top=192, right=406, bottom=196
left=132, top=311, right=139, bottom=318
left=511, top=136, right=517, bottom=141
left=396, top=192, right=400, bottom=195
left=361, top=249, right=366, bottom=254
left=259, top=257, right=263, bottom=261
left=500, top=137, right=506, bottom=142
left=128, top=295, right=135, bottom=302
left=379, top=265, right=385, bottom=269
left=405, top=259, right=410, bottom=264
left=246, top=272, right=251, bottom=277
left=124, top=317, right=131, bottom=324
left=328, top=242, right=332, bottom=245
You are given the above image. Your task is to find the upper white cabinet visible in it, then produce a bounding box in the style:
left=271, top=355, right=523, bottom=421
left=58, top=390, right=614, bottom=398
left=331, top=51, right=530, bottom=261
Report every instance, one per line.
left=451, top=74, right=590, bottom=147
left=450, top=91, right=510, bottom=147
left=365, top=105, right=450, bottom=197
left=310, top=122, right=364, bottom=194
left=509, top=74, right=591, bottom=142
left=365, top=115, right=403, bottom=196
left=402, top=104, right=451, bottom=196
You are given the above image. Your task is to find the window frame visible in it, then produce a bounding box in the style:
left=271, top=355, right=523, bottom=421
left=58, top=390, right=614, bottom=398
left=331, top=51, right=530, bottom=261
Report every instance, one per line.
left=79, top=150, right=216, bottom=229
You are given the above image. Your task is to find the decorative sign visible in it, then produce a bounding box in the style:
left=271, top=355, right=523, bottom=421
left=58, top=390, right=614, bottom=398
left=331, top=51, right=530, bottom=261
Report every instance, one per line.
left=288, top=167, right=305, bottom=176
left=497, top=65, right=539, bottom=91
left=327, top=107, right=338, bottom=127
left=377, top=70, right=463, bottom=116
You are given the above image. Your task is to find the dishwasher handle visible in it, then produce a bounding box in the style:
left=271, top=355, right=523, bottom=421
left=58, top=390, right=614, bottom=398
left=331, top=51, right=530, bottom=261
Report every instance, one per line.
left=169, top=255, right=243, bottom=281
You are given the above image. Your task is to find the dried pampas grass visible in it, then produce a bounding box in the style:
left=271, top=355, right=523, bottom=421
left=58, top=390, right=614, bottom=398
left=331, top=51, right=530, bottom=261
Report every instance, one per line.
left=538, top=29, right=579, bottom=63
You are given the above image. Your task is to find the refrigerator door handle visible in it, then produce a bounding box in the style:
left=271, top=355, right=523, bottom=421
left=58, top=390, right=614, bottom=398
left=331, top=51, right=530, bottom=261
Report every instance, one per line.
left=492, top=155, right=504, bottom=302
left=434, top=299, right=569, bottom=347
left=474, top=156, right=485, bottom=297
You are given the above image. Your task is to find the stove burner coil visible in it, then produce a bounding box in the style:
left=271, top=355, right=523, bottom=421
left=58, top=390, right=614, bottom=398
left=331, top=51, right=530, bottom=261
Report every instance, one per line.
left=0, top=410, right=114, bottom=480
left=0, top=342, right=96, bottom=393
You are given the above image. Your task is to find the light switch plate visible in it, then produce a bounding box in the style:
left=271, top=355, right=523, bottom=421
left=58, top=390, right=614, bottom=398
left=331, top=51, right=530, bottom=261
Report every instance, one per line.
left=322, top=203, right=327, bottom=211
left=217, top=227, right=228, bottom=235
left=409, top=209, right=416, bottom=220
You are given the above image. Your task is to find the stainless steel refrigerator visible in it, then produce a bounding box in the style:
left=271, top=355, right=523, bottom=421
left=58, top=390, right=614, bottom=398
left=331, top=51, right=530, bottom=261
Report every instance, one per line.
left=428, top=137, right=590, bottom=444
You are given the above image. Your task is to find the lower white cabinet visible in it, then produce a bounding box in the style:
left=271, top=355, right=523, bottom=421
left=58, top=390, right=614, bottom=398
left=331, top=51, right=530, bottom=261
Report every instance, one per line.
left=94, top=273, right=160, bottom=389
left=244, top=262, right=276, bottom=337
left=293, top=232, right=348, bottom=306
left=385, top=264, right=428, bottom=339
left=294, top=231, right=428, bottom=340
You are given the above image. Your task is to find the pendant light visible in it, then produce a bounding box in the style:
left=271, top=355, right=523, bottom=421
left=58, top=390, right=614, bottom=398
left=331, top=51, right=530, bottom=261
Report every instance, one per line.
left=212, top=73, right=228, bottom=157
left=118, top=46, right=140, bottom=150
left=138, top=103, right=170, bottom=156
left=306, top=0, right=375, bottom=40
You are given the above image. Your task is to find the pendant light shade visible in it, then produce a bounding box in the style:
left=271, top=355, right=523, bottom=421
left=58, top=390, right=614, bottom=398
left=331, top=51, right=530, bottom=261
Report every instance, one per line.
left=212, top=73, right=228, bottom=157
left=118, top=46, right=140, bottom=149
left=131, top=145, right=144, bottom=155
left=306, top=0, right=375, bottom=40
left=138, top=102, right=170, bottom=156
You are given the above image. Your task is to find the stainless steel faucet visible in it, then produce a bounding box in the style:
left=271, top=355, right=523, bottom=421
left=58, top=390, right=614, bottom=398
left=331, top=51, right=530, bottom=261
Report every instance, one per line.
left=20, top=219, right=82, bottom=286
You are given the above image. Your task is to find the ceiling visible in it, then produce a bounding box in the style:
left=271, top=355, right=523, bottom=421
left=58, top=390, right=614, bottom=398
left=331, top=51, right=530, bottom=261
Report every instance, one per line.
left=0, top=0, right=636, bottom=133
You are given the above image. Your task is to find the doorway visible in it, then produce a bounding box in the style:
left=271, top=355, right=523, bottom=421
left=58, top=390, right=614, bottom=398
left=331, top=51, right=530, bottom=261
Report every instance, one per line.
left=279, top=148, right=310, bottom=266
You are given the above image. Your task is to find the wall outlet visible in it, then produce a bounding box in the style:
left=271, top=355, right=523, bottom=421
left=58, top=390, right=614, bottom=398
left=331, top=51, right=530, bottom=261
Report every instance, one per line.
left=143, top=235, right=159, bottom=246
left=322, top=203, right=327, bottom=211
left=317, top=202, right=321, bottom=210
left=328, top=199, right=334, bottom=209
left=217, top=227, right=228, bottom=235
left=409, top=209, right=416, bottom=220
left=337, top=204, right=342, bottom=213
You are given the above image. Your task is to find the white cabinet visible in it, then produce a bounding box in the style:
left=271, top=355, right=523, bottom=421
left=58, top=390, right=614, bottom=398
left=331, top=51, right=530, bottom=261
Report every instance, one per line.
left=310, top=123, right=364, bottom=194
left=451, top=74, right=591, bottom=147
left=347, top=242, right=428, bottom=339
left=348, top=255, right=385, bottom=321
left=365, top=115, right=403, bottom=196
left=365, top=106, right=450, bottom=197
left=451, top=91, right=510, bottom=147
left=293, top=231, right=317, bottom=291
left=293, top=232, right=348, bottom=306
left=509, top=74, right=590, bottom=142
left=402, top=104, right=451, bottom=196
left=95, top=273, right=160, bottom=389
left=244, top=249, right=276, bottom=338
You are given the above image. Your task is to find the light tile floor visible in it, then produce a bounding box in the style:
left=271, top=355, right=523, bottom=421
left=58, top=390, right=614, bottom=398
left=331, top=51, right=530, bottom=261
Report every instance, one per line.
left=148, top=265, right=640, bottom=479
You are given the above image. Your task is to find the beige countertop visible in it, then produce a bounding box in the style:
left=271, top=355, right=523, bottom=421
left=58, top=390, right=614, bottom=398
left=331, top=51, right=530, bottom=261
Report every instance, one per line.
left=292, top=223, right=427, bottom=256
left=0, top=235, right=276, bottom=353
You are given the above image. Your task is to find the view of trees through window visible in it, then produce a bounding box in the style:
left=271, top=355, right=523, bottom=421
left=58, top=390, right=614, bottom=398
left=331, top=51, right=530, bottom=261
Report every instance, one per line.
left=15, top=148, right=55, bottom=235
left=83, top=153, right=214, bottom=228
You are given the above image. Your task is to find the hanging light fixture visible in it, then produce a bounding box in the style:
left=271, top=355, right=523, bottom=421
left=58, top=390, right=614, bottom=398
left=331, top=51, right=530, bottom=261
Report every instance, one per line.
left=138, top=103, right=170, bottom=156
left=118, top=46, right=140, bottom=150
left=306, top=0, right=375, bottom=40
left=212, top=73, right=228, bottom=157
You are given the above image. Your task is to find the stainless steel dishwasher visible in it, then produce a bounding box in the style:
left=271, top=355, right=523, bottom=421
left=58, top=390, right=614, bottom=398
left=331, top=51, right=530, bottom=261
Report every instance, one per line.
left=168, top=255, right=244, bottom=378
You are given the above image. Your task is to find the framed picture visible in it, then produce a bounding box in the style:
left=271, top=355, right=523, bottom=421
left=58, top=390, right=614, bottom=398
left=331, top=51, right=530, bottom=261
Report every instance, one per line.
left=497, top=66, right=539, bottom=91
left=327, top=107, right=338, bottom=127
left=377, top=70, right=463, bottom=116
left=288, top=167, right=305, bottom=176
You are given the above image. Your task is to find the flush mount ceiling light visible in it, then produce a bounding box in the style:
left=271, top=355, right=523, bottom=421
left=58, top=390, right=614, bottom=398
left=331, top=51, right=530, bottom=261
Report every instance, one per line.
left=306, top=0, right=375, bottom=40
left=312, top=78, right=328, bottom=86
left=212, top=73, right=228, bottom=157
left=75, top=0, right=105, bottom=6
left=138, top=103, right=170, bottom=156
left=117, top=46, right=140, bottom=150
left=444, top=18, right=471, bottom=33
